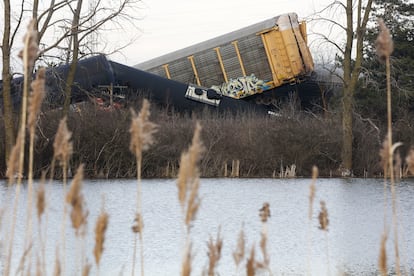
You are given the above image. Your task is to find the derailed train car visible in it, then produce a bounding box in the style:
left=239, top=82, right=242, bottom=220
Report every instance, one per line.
left=1, top=13, right=325, bottom=113
left=0, top=55, right=269, bottom=113
left=135, top=12, right=323, bottom=109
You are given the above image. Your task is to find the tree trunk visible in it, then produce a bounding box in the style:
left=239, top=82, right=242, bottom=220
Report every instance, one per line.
left=340, top=0, right=373, bottom=175
left=340, top=0, right=355, bottom=175
left=1, top=0, right=16, bottom=164
left=63, top=0, right=83, bottom=116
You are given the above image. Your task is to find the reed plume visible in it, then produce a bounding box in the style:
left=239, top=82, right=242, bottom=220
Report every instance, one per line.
left=318, top=201, right=329, bottom=231
left=205, top=228, right=223, bottom=276
left=53, top=117, right=73, bottom=171
left=233, top=226, right=245, bottom=272
left=257, top=203, right=271, bottom=273
left=318, top=200, right=330, bottom=274
left=66, top=164, right=88, bottom=235
left=129, top=99, right=158, bottom=276
left=94, top=208, right=109, bottom=269
left=176, top=122, right=204, bottom=276
left=246, top=245, right=256, bottom=276
left=376, top=19, right=394, bottom=62
left=53, top=116, right=73, bottom=274
left=177, top=122, right=204, bottom=229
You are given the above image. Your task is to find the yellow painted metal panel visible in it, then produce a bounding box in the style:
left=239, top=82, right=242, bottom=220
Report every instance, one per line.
left=231, top=41, right=247, bottom=77
left=162, top=64, right=171, bottom=79
left=261, top=30, right=294, bottom=85
left=292, top=26, right=314, bottom=72
left=214, top=47, right=228, bottom=83
left=187, top=56, right=201, bottom=86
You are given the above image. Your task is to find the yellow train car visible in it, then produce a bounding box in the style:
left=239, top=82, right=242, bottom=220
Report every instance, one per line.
left=135, top=13, right=314, bottom=100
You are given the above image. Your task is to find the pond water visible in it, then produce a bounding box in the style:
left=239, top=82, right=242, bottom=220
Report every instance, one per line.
left=0, top=178, right=413, bottom=275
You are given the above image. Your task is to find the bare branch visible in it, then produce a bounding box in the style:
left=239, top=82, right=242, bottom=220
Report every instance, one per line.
left=10, top=0, right=26, bottom=49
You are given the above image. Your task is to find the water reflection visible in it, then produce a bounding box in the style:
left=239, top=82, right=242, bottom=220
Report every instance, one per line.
left=0, top=178, right=413, bottom=275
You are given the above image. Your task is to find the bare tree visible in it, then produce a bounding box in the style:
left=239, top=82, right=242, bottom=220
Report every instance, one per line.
left=1, top=0, right=142, bottom=169
left=31, top=0, right=143, bottom=115
left=1, top=0, right=26, bottom=162
left=310, top=0, right=373, bottom=175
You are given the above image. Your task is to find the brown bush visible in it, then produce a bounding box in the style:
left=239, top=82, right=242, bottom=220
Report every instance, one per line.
left=2, top=100, right=414, bottom=178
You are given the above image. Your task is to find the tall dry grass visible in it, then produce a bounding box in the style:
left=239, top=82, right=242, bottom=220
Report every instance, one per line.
left=376, top=18, right=404, bottom=276
left=129, top=99, right=158, bottom=276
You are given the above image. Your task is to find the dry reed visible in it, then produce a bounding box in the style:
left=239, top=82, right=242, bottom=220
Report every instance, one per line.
left=53, top=117, right=73, bottom=171
left=318, top=201, right=329, bottom=231
left=36, top=174, right=47, bottom=275
left=405, top=148, right=414, bottom=175
left=233, top=226, right=245, bottom=272
left=379, top=233, right=388, bottom=276
left=82, top=263, right=92, bottom=276
left=257, top=203, right=271, bottom=274
left=177, top=122, right=204, bottom=229
left=205, top=228, right=223, bottom=276
left=176, top=122, right=204, bottom=276
left=376, top=18, right=401, bottom=276
left=307, top=166, right=318, bottom=275
left=94, top=208, right=109, bottom=268
left=37, top=181, right=46, bottom=220
left=318, top=200, right=330, bottom=275
left=246, top=245, right=256, bottom=276
left=4, top=20, right=39, bottom=276
left=66, top=164, right=88, bottom=235
left=129, top=99, right=158, bottom=276
left=182, top=242, right=193, bottom=276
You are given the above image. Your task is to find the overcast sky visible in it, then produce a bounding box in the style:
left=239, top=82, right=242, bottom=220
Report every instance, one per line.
left=0, top=0, right=337, bottom=71
left=109, top=0, right=334, bottom=66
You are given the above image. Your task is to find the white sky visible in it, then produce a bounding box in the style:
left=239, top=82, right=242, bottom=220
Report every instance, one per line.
left=108, top=0, right=335, bottom=66
left=1, top=0, right=339, bottom=72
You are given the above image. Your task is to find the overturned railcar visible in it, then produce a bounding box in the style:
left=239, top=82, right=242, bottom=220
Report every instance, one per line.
left=1, top=13, right=324, bottom=113
left=135, top=12, right=322, bottom=109
left=0, top=55, right=269, bottom=114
